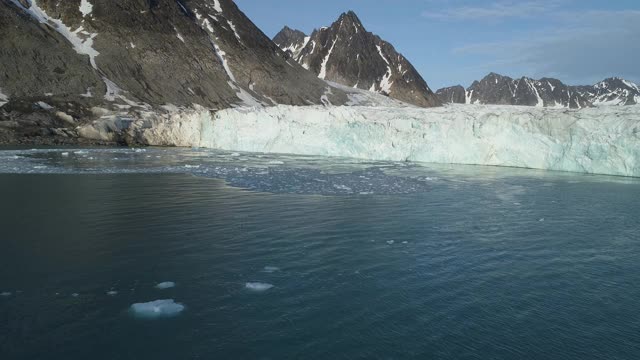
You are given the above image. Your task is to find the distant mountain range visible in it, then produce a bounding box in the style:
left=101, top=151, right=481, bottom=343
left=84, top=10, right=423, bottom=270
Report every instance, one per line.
left=273, top=11, right=440, bottom=108
left=436, top=73, right=640, bottom=108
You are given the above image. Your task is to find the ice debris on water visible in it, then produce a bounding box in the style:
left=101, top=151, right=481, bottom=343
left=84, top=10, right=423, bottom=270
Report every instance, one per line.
left=71, top=293, right=79, bottom=297
left=263, top=266, right=280, bottom=273
left=245, top=282, right=274, bottom=292
left=0, top=147, right=513, bottom=196
left=387, top=240, right=395, bottom=245
left=107, top=291, right=118, bottom=296
left=1, top=292, right=11, bottom=297
left=155, top=282, right=176, bottom=290
left=130, top=299, right=185, bottom=319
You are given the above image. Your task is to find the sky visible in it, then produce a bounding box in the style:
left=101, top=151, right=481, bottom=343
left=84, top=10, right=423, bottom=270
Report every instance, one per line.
left=235, top=0, right=640, bottom=90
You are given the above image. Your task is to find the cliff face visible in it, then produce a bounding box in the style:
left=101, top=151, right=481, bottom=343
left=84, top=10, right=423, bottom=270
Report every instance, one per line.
left=0, top=0, right=351, bottom=143
left=0, top=0, right=347, bottom=108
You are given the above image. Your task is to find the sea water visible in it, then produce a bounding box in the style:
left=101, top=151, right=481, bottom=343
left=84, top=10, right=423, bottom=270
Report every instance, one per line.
left=0, top=147, right=639, bottom=359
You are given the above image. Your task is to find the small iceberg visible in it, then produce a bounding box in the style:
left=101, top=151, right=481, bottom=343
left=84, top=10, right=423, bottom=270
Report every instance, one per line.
left=107, top=291, right=118, bottom=296
left=245, top=282, right=274, bottom=292
left=155, top=282, right=176, bottom=290
left=71, top=293, right=79, bottom=297
left=262, top=266, right=280, bottom=273
left=130, top=299, right=185, bottom=319
left=1, top=291, right=11, bottom=297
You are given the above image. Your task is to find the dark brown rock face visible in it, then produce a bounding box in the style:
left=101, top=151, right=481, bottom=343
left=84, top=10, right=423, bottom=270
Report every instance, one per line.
left=274, top=11, right=441, bottom=108
left=0, top=0, right=347, bottom=110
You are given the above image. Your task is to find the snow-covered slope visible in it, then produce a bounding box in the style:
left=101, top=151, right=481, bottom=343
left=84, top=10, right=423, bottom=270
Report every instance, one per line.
left=80, top=104, right=640, bottom=177
left=575, top=78, right=640, bottom=106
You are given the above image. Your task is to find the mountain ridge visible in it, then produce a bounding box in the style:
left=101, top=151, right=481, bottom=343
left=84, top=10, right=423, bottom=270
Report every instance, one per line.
left=273, top=10, right=441, bottom=108
left=437, top=73, right=639, bottom=108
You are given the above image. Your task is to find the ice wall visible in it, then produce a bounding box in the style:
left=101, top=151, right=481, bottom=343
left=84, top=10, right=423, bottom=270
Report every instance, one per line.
left=79, top=104, right=640, bottom=177
left=199, top=105, right=640, bottom=177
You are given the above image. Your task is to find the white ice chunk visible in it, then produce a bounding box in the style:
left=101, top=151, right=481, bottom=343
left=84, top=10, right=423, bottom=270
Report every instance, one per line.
left=262, top=266, right=280, bottom=273
left=1, top=292, right=11, bottom=297
left=245, top=282, right=274, bottom=292
left=107, top=291, right=118, bottom=296
left=155, top=282, right=176, bottom=290
left=130, top=299, right=185, bottom=319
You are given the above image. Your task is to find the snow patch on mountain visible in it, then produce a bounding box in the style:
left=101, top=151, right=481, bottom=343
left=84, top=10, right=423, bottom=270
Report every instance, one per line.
left=11, top=0, right=100, bottom=69
left=319, top=37, right=338, bottom=80
left=79, top=0, right=93, bottom=17
left=0, top=88, right=8, bottom=107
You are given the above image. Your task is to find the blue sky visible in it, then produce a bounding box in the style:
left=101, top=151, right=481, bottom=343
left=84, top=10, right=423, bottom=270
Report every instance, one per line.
left=235, top=0, right=640, bottom=90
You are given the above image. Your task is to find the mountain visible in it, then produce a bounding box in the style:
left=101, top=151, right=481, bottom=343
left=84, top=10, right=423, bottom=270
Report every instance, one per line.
left=435, top=85, right=465, bottom=105
left=273, top=11, right=440, bottom=108
left=272, top=26, right=309, bottom=60
left=436, top=73, right=591, bottom=109
left=437, top=73, right=640, bottom=108
left=574, top=78, right=640, bottom=106
left=0, top=0, right=353, bottom=143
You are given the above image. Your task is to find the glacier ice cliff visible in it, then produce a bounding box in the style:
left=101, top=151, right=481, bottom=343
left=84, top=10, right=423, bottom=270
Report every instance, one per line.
left=79, top=104, right=640, bottom=177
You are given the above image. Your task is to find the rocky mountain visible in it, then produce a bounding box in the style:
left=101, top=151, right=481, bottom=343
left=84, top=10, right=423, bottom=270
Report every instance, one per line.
left=437, top=73, right=640, bottom=108
left=0, top=0, right=350, bottom=143
left=437, top=73, right=591, bottom=109
left=574, top=78, right=640, bottom=106
left=272, top=26, right=309, bottom=60
left=273, top=11, right=440, bottom=108
left=435, top=85, right=465, bottom=105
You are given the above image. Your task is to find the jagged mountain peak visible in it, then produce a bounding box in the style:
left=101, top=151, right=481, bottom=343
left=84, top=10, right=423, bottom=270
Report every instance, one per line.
left=273, top=10, right=440, bottom=107
left=337, top=10, right=364, bottom=28
left=577, top=77, right=640, bottom=106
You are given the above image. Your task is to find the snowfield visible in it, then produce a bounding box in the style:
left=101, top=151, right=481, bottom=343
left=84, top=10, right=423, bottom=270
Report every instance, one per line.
left=80, top=104, right=640, bottom=177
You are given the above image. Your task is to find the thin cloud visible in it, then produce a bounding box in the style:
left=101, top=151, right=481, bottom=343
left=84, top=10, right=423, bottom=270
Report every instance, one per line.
left=450, top=10, right=640, bottom=85
left=423, top=0, right=564, bottom=21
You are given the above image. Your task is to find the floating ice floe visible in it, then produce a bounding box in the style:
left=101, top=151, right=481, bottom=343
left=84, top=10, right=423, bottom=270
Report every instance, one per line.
left=245, top=282, right=274, bottom=292
left=262, top=266, right=280, bottom=273
left=155, top=282, right=176, bottom=290
left=130, top=299, right=185, bottom=319
left=1, top=292, right=12, bottom=297
left=107, top=291, right=118, bottom=296
left=71, top=293, right=79, bottom=297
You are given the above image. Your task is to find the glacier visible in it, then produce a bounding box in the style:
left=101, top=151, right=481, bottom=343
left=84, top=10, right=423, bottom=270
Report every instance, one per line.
left=79, top=104, right=640, bottom=178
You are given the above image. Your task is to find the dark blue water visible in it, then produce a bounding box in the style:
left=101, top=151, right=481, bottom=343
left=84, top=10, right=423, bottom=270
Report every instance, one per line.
left=1, top=148, right=639, bottom=359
